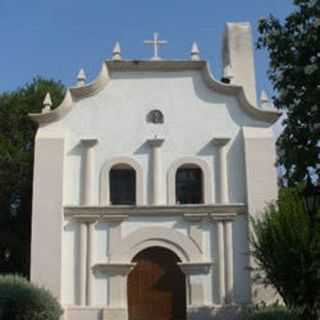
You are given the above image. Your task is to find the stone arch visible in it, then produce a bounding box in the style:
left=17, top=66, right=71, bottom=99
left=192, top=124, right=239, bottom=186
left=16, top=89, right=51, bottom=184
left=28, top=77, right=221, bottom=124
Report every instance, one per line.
left=100, top=157, right=144, bottom=205
left=167, top=157, right=213, bottom=205
left=110, top=226, right=203, bottom=263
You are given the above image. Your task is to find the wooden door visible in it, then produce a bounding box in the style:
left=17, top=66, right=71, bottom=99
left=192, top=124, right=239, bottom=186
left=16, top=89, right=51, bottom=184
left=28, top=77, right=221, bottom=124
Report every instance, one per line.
left=128, top=247, right=186, bottom=320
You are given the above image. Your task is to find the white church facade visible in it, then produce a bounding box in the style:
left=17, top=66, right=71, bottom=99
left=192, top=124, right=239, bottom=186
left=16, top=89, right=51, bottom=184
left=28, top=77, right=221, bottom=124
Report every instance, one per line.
left=30, top=23, right=280, bottom=320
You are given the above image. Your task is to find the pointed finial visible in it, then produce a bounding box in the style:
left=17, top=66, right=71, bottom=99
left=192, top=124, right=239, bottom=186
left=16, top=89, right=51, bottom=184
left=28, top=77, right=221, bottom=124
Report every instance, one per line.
left=191, top=42, right=200, bottom=61
left=77, top=68, right=86, bottom=87
left=260, top=90, right=270, bottom=108
left=260, top=90, right=269, bottom=104
left=223, top=65, right=234, bottom=81
left=42, top=92, right=52, bottom=113
left=112, top=42, right=122, bottom=61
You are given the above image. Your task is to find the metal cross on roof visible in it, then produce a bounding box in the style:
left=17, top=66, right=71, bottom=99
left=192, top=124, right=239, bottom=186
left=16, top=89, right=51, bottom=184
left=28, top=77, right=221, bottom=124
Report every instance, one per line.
left=144, top=32, right=168, bottom=61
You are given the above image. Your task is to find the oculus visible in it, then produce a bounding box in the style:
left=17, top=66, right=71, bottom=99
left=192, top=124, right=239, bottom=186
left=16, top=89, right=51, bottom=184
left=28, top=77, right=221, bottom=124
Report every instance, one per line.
left=147, top=109, right=164, bottom=124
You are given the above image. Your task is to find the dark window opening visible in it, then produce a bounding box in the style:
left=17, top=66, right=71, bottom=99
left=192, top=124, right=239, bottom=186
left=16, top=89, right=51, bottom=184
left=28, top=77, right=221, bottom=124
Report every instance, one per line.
left=176, top=167, right=203, bottom=204
left=110, top=166, right=136, bottom=205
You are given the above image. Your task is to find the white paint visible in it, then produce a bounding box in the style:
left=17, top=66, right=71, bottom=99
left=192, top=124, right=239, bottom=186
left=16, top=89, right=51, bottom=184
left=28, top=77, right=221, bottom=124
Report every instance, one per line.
left=95, top=223, right=109, bottom=261
left=79, top=222, right=87, bottom=305
left=147, top=138, right=165, bottom=204
left=61, top=220, right=79, bottom=305
left=225, top=221, right=234, bottom=303
left=87, top=222, right=96, bottom=305
left=223, top=22, right=257, bottom=105
left=217, top=221, right=226, bottom=304
left=212, top=138, right=230, bottom=203
left=121, top=216, right=188, bottom=239
left=80, top=139, right=98, bottom=206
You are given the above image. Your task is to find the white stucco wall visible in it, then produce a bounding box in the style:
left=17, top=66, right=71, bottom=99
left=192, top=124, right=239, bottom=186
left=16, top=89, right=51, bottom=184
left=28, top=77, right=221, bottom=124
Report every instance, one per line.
left=46, top=69, right=269, bottom=207
left=32, top=60, right=278, bottom=315
left=61, top=215, right=251, bottom=306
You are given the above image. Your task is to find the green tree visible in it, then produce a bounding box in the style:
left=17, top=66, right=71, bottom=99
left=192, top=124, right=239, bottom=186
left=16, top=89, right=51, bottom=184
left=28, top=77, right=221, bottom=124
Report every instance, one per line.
left=252, top=187, right=320, bottom=320
left=0, top=78, right=65, bottom=277
left=257, top=0, right=320, bottom=186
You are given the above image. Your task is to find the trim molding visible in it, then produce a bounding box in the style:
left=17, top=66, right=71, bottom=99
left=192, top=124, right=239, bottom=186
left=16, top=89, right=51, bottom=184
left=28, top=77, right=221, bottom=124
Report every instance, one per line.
left=167, top=157, right=213, bottom=205
left=110, top=226, right=203, bottom=262
left=178, top=262, right=212, bottom=275
left=92, top=263, right=136, bottom=275
left=64, top=203, right=246, bottom=218
left=29, top=63, right=110, bottom=124
left=99, top=157, right=144, bottom=206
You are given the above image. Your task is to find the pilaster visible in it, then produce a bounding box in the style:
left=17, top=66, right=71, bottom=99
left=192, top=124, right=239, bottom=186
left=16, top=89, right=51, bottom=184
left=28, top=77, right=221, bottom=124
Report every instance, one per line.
left=147, top=137, right=165, bottom=205
left=225, top=220, right=234, bottom=303
left=80, top=138, right=98, bottom=206
left=79, top=222, right=87, bottom=305
left=31, top=132, right=65, bottom=300
left=73, top=216, right=99, bottom=306
left=87, top=221, right=96, bottom=306
left=212, top=138, right=230, bottom=204
left=178, top=263, right=211, bottom=306
left=217, top=221, right=226, bottom=304
left=183, top=213, right=207, bottom=250
left=211, top=215, right=235, bottom=305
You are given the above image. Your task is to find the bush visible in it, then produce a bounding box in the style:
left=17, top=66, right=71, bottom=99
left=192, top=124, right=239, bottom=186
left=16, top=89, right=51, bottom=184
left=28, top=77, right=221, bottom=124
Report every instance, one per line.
left=0, top=274, right=63, bottom=320
left=251, top=187, right=320, bottom=320
left=242, top=305, right=298, bottom=320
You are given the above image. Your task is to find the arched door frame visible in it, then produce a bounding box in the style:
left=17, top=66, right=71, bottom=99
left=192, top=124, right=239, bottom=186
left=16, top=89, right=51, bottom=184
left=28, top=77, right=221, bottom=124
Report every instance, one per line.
left=109, top=226, right=203, bottom=263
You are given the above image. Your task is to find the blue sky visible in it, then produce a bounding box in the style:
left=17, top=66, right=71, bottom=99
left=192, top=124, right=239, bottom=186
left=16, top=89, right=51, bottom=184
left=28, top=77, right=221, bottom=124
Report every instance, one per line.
left=0, top=0, right=293, bottom=97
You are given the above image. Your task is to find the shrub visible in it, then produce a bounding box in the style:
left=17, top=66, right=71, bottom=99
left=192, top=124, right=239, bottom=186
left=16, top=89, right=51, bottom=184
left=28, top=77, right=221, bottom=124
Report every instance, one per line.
left=251, top=187, right=320, bottom=319
left=242, top=305, right=298, bottom=320
left=0, top=274, right=63, bottom=320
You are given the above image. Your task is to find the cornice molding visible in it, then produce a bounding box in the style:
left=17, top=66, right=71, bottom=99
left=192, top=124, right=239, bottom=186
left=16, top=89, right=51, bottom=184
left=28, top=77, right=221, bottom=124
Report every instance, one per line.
left=29, top=60, right=280, bottom=125
left=178, top=262, right=213, bottom=275
left=71, top=215, right=100, bottom=223
left=92, top=262, right=136, bottom=275
left=29, top=89, right=74, bottom=125
left=64, top=204, right=247, bottom=219
left=29, top=63, right=110, bottom=125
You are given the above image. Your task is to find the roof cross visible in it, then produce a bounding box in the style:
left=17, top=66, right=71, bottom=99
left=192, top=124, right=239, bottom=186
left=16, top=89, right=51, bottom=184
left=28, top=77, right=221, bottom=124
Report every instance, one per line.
left=144, top=32, right=168, bottom=60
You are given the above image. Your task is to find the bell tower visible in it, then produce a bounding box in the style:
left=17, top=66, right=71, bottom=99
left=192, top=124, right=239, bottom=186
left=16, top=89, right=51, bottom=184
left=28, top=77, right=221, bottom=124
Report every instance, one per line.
left=222, top=22, right=257, bottom=106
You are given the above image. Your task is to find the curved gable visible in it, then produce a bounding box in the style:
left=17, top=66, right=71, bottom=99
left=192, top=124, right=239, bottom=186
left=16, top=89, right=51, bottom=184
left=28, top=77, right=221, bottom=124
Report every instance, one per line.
left=29, top=60, right=280, bottom=126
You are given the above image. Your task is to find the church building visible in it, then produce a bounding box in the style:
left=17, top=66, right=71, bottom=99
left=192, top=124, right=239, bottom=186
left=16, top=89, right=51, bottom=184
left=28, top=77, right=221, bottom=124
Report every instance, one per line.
left=30, top=22, right=280, bottom=320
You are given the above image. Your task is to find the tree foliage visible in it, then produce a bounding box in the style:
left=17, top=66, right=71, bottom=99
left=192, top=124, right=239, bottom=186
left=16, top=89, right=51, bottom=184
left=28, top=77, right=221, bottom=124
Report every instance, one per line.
left=257, top=0, right=320, bottom=186
left=0, top=78, right=65, bottom=276
left=252, top=187, right=320, bottom=320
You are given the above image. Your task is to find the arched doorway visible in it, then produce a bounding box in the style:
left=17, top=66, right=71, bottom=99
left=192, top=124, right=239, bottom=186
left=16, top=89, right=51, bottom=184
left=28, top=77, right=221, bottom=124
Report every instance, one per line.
left=127, top=246, right=187, bottom=320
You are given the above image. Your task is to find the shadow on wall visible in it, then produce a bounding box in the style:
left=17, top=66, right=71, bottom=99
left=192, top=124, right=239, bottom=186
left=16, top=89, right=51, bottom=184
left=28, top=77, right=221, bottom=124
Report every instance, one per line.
left=226, top=130, right=246, bottom=204
left=64, top=221, right=81, bottom=304
left=68, top=142, right=86, bottom=205
left=188, top=305, right=242, bottom=320
left=191, top=71, right=270, bottom=129
left=134, top=141, right=152, bottom=204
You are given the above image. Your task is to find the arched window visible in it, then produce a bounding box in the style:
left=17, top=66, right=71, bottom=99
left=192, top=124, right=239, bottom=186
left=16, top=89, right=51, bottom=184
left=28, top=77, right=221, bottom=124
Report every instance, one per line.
left=176, top=165, right=203, bottom=204
left=110, top=164, right=136, bottom=205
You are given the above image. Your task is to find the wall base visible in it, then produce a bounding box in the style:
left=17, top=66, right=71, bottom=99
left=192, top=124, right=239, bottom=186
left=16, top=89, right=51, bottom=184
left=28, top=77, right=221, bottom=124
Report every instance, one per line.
left=64, top=305, right=243, bottom=320
left=188, top=305, right=242, bottom=320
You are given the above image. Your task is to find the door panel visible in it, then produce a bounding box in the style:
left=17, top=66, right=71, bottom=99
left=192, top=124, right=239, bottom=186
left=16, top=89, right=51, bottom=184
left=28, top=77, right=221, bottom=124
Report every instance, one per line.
left=128, top=247, right=186, bottom=320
